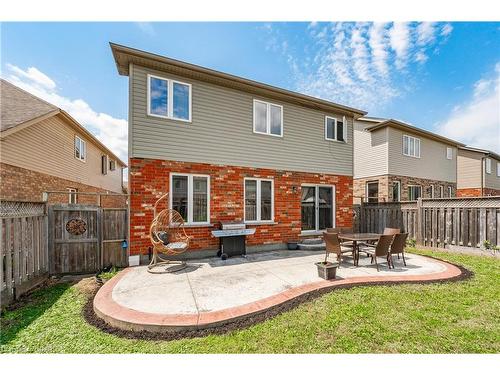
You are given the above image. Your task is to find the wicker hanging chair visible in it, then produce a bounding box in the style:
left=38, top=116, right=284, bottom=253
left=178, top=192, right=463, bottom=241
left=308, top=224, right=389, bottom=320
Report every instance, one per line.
left=148, top=193, right=191, bottom=273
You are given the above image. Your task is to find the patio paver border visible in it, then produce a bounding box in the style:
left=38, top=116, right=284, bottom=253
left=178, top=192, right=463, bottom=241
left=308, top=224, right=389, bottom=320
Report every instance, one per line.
left=92, top=255, right=469, bottom=335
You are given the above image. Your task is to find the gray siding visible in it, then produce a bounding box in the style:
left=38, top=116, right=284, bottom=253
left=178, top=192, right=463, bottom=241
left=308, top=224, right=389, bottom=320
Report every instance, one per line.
left=484, top=157, right=500, bottom=190
left=387, top=127, right=457, bottom=183
left=130, top=65, right=354, bottom=176
left=457, top=149, right=481, bottom=189
left=353, top=121, right=388, bottom=178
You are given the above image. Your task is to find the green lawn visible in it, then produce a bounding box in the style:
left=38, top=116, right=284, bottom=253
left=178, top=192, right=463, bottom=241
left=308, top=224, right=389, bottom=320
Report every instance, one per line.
left=1, top=249, right=499, bottom=353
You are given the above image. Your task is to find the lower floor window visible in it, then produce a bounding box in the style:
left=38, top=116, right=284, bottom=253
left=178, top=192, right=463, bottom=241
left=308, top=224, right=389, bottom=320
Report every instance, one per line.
left=448, top=186, right=453, bottom=197
left=366, top=181, right=379, bottom=203
left=171, top=174, right=210, bottom=224
left=67, top=188, right=77, bottom=204
left=245, top=178, right=273, bottom=222
left=392, top=181, right=401, bottom=202
left=408, top=185, right=422, bottom=201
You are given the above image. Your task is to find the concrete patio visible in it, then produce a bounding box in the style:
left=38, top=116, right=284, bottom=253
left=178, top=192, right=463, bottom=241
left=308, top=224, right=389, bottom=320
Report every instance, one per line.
left=94, top=250, right=462, bottom=333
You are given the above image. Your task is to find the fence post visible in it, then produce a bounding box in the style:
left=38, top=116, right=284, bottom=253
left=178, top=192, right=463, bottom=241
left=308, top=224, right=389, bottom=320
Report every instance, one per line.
left=416, top=198, right=423, bottom=246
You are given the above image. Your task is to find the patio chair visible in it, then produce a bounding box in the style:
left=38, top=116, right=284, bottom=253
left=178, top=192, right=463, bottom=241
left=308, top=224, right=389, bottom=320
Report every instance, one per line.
left=383, top=227, right=401, bottom=235
left=389, top=233, right=409, bottom=268
left=323, top=232, right=353, bottom=267
left=358, top=234, right=394, bottom=272
left=326, top=227, right=354, bottom=247
left=148, top=193, right=191, bottom=273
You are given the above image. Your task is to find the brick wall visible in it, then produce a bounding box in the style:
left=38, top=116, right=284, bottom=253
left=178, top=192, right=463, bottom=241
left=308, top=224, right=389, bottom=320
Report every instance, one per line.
left=129, top=158, right=353, bottom=256
left=457, top=187, right=500, bottom=197
left=0, top=162, right=127, bottom=207
left=354, top=174, right=457, bottom=202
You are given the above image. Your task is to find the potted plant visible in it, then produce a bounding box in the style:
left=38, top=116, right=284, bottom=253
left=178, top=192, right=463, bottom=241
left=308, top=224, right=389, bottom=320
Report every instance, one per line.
left=287, top=241, right=298, bottom=250
left=315, top=252, right=339, bottom=280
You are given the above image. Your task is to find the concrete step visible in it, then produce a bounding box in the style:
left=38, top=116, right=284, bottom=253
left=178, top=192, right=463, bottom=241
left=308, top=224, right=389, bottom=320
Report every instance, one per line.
left=297, top=242, right=326, bottom=251
left=300, top=237, right=323, bottom=245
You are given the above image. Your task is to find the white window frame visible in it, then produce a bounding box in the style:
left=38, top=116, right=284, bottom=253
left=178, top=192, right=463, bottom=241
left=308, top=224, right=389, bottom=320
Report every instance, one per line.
left=109, top=159, right=116, bottom=171
left=497, top=162, right=500, bottom=177
left=365, top=181, right=379, bottom=203
left=392, top=180, right=401, bottom=202
left=301, top=184, right=336, bottom=232
left=101, top=154, right=108, bottom=175
left=446, top=147, right=453, bottom=160
left=74, top=136, right=86, bottom=162
left=439, top=185, right=444, bottom=198
left=244, top=178, right=275, bottom=223
left=147, top=74, right=192, bottom=123
left=169, top=173, right=210, bottom=225
left=67, top=188, right=77, bottom=204
left=448, top=186, right=453, bottom=197
left=403, top=134, right=421, bottom=158
left=324, top=116, right=347, bottom=143
left=408, top=185, right=422, bottom=201
left=252, top=99, right=283, bottom=137
left=485, top=158, right=492, bottom=174
left=430, top=185, right=435, bottom=198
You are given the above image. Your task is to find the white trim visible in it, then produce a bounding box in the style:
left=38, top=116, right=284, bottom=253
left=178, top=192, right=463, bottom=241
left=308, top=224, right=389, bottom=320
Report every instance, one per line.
left=403, top=134, right=421, bottom=158
left=252, top=99, right=283, bottom=137
left=408, top=185, right=422, bottom=201
left=67, top=188, right=77, bottom=204
left=147, top=74, right=192, bottom=123
left=169, top=173, right=210, bottom=225
left=497, top=161, right=500, bottom=177
left=446, top=147, right=453, bottom=160
left=244, top=177, right=274, bottom=223
left=448, top=186, right=453, bottom=197
left=324, top=116, right=347, bottom=143
left=74, top=135, right=86, bottom=162
left=485, top=157, right=492, bottom=174
left=300, top=184, right=336, bottom=231
left=430, top=185, right=435, bottom=198
left=365, top=181, right=379, bottom=203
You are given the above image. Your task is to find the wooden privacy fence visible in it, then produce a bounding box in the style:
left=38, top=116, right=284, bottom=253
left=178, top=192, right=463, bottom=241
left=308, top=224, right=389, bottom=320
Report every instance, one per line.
left=354, top=196, right=500, bottom=248
left=1, top=201, right=49, bottom=307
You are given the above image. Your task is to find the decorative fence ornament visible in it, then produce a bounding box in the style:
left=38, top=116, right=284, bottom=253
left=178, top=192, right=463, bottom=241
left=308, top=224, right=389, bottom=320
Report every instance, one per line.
left=66, top=218, right=87, bottom=235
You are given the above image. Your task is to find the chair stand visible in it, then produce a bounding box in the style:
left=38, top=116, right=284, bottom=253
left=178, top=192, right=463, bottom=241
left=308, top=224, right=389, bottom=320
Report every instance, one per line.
left=147, top=252, right=187, bottom=274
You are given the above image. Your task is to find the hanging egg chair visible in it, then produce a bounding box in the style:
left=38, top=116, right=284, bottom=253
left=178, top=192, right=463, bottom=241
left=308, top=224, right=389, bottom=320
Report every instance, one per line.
left=148, top=193, right=191, bottom=273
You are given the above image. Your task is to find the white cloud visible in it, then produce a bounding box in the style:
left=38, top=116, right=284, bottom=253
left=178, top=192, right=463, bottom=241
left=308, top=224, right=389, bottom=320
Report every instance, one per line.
left=441, top=23, right=453, bottom=37
left=268, top=22, right=451, bottom=112
left=389, top=22, right=410, bottom=69
left=135, top=22, right=155, bottom=36
left=437, top=63, right=500, bottom=153
left=4, top=64, right=128, bottom=162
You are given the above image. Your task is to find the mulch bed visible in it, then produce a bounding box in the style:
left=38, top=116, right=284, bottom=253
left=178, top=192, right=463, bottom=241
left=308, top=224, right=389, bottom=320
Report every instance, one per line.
left=82, top=255, right=474, bottom=341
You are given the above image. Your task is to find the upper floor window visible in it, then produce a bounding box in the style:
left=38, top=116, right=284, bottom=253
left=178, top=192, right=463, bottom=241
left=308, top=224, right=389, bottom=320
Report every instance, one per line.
left=446, top=147, right=453, bottom=160
left=101, top=155, right=108, bottom=175
left=170, top=173, right=209, bottom=224
left=403, top=135, right=421, bottom=158
left=75, top=136, right=86, bottom=162
left=325, top=116, right=347, bottom=142
left=109, top=159, right=116, bottom=171
left=485, top=158, right=492, bottom=174
left=253, top=99, right=283, bottom=137
left=147, top=74, right=191, bottom=122
left=244, top=178, right=274, bottom=222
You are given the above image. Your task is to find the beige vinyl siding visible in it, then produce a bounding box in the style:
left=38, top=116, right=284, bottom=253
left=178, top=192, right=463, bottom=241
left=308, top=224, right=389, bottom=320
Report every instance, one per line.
left=0, top=114, right=123, bottom=192
left=387, top=127, right=457, bottom=183
left=353, top=121, right=388, bottom=178
left=484, top=157, right=500, bottom=190
left=130, top=65, right=354, bottom=176
left=457, top=149, right=482, bottom=189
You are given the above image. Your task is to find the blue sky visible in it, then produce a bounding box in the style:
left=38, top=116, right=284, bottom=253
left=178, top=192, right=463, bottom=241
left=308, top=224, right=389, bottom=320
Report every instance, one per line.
left=2, top=22, right=499, bottom=160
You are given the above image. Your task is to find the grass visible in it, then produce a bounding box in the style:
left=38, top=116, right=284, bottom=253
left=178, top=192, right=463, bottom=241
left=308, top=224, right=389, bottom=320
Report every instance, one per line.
left=1, top=249, right=499, bottom=353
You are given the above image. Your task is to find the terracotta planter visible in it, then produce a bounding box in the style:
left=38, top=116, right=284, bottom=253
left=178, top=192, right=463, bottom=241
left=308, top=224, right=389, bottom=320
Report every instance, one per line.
left=315, top=261, right=339, bottom=280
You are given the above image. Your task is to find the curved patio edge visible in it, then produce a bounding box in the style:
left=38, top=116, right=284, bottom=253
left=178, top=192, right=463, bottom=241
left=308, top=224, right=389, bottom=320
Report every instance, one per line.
left=93, top=256, right=465, bottom=333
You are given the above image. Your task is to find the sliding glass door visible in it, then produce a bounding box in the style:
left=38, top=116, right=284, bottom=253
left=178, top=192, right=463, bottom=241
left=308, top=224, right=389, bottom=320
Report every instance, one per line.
left=301, top=185, right=335, bottom=231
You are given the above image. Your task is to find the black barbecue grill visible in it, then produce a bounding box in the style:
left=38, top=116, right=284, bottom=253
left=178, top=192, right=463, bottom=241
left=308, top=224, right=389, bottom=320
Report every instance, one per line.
left=211, top=221, right=256, bottom=259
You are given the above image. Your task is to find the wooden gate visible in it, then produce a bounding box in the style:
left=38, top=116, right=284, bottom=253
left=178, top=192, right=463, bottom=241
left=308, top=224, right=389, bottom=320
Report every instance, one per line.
left=48, top=204, right=128, bottom=274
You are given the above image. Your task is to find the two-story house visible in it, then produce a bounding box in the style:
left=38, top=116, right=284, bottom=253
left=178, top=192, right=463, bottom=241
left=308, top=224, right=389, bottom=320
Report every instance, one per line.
left=457, top=146, right=500, bottom=197
left=353, top=117, right=465, bottom=203
left=0, top=79, right=127, bottom=207
left=111, top=43, right=366, bottom=262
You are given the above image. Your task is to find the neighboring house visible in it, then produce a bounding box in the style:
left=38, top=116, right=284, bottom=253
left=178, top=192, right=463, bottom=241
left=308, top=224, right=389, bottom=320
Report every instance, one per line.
left=0, top=79, right=127, bottom=206
left=353, top=117, right=465, bottom=203
left=456, top=146, right=500, bottom=197
left=110, top=43, right=366, bottom=261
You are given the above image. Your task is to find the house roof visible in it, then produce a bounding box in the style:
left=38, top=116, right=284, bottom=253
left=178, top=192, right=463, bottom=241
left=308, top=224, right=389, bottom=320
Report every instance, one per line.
left=459, top=146, right=500, bottom=161
left=1, top=79, right=59, bottom=132
left=110, top=42, right=368, bottom=119
left=0, top=79, right=127, bottom=167
left=360, top=117, right=465, bottom=147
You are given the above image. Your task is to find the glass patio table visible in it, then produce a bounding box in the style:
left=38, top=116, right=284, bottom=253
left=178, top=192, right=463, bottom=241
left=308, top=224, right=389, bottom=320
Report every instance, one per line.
left=338, top=233, right=381, bottom=266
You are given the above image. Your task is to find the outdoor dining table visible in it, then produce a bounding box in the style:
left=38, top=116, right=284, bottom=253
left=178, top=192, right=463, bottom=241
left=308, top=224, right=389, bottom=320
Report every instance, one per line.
left=338, top=233, right=381, bottom=266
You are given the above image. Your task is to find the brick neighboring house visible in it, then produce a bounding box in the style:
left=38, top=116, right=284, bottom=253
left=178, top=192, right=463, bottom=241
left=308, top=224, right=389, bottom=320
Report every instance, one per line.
left=110, top=43, right=366, bottom=262
left=457, top=146, right=500, bottom=197
left=0, top=79, right=127, bottom=207
left=353, top=117, right=465, bottom=203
